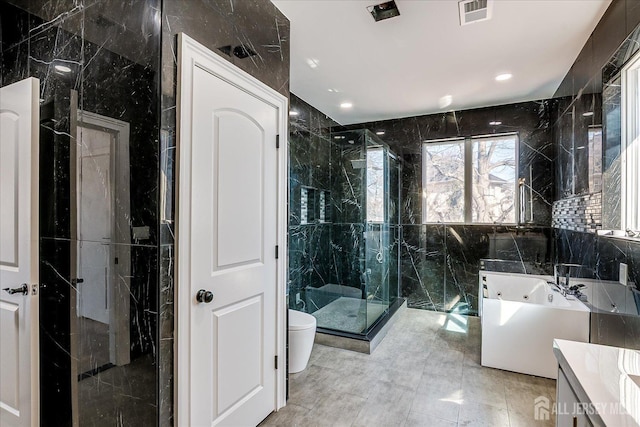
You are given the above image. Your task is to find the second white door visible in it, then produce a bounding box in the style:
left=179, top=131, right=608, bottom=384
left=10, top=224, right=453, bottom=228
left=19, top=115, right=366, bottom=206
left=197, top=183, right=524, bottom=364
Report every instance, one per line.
left=178, top=34, right=285, bottom=427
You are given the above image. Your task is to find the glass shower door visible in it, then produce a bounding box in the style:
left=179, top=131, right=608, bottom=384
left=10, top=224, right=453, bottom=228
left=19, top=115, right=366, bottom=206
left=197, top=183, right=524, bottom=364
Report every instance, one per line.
left=364, top=141, right=390, bottom=332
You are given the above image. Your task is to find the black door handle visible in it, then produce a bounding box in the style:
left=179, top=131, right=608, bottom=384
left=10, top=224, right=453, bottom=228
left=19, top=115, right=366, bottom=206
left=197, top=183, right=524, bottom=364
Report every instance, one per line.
left=3, top=284, right=29, bottom=295
left=196, top=289, right=214, bottom=304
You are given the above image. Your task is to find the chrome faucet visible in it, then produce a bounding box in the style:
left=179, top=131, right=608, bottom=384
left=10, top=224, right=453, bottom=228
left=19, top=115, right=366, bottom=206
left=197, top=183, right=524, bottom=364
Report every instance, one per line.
left=554, top=263, right=582, bottom=290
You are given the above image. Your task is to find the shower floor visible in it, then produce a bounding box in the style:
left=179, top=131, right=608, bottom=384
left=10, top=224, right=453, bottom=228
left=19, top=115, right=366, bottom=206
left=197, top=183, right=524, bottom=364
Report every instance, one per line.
left=312, top=297, right=388, bottom=333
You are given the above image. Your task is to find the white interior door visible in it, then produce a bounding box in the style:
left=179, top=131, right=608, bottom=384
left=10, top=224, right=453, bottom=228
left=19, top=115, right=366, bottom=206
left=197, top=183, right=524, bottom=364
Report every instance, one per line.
left=76, top=125, right=112, bottom=324
left=177, top=34, right=288, bottom=426
left=0, top=78, right=40, bottom=427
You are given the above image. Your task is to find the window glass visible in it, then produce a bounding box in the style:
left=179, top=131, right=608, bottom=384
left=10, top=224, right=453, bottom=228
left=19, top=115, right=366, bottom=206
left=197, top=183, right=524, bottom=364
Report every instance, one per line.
left=471, top=135, right=517, bottom=223
left=367, top=148, right=385, bottom=222
left=423, top=140, right=465, bottom=223
left=588, top=126, right=603, bottom=193
left=622, top=52, right=640, bottom=231
left=422, top=134, right=518, bottom=224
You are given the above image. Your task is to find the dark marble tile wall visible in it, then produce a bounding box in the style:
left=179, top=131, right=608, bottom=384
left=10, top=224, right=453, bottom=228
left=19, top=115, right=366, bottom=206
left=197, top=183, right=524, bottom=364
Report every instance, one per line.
left=400, top=224, right=551, bottom=313
left=159, top=1, right=289, bottom=424
left=552, top=0, right=640, bottom=349
left=347, top=100, right=556, bottom=225
left=555, top=229, right=640, bottom=350
left=288, top=107, right=406, bottom=316
left=288, top=94, right=343, bottom=309
left=1, top=1, right=160, bottom=426
left=341, top=101, right=556, bottom=314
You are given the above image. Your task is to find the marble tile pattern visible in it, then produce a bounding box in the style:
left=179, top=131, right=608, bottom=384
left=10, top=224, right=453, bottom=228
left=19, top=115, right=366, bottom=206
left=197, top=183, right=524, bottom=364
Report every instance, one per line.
left=288, top=102, right=401, bottom=323
left=552, top=0, right=640, bottom=351
left=288, top=95, right=342, bottom=309
left=289, top=96, right=556, bottom=316
left=555, top=228, right=640, bottom=349
left=159, top=1, right=290, bottom=424
left=2, top=0, right=290, bottom=426
left=261, top=308, right=557, bottom=427
left=2, top=1, right=161, bottom=425
left=336, top=101, right=556, bottom=315
left=344, top=100, right=556, bottom=226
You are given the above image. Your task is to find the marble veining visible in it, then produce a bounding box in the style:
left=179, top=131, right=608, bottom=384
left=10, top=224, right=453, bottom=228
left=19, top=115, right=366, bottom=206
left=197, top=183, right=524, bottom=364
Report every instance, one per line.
left=3, top=1, right=161, bottom=425
left=3, top=0, right=290, bottom=426
left=289, top=94, right=557, bottom=316
left=553, top=6, right=640, bottom=351
left=159, top=1, right=290, bottom=425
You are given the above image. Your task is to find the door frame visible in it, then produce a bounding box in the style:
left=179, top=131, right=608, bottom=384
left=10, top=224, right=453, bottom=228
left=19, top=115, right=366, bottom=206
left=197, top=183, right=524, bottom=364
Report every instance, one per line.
left=69, top=105, right=132, bottom=427
left=175, top=33, right=288, bottom=425
left=72, top=108, right=132, bottom=367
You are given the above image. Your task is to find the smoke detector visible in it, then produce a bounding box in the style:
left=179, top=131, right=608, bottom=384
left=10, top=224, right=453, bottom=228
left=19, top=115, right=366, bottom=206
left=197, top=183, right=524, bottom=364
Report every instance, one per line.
left=459, top=0, right=493, bottom=25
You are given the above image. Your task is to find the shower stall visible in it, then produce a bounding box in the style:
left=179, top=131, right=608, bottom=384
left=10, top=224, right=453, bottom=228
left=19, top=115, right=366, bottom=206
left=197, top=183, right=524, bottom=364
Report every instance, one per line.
left=289, top=128, right=403, bottom=349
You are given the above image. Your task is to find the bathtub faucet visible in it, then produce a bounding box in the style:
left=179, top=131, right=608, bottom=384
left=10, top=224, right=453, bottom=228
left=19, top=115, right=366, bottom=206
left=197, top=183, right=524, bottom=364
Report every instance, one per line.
left=554, top=263, right=582, bottom=289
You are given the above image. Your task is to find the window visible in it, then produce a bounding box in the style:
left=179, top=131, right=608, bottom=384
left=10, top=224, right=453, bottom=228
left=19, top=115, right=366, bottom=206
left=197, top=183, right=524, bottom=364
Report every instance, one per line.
left=588, top=126, right=602, bottom=193
left=422, top=139, right=465, bottom=223
left=366, top=147, right=385, bottom=222
left=422, top=134, right=518, bottom=224
left=622, top=50, right=640, bottom=232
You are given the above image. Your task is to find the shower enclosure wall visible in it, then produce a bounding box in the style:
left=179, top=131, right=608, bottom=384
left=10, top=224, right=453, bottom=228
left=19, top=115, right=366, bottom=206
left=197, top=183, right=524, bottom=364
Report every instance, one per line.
left=289, top=128, right=402, bottom=340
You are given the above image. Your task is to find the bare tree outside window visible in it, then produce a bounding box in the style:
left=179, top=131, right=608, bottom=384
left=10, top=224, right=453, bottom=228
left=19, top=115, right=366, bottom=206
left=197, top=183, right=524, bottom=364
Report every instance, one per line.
left=367, top=148, right=385, bottom=222
left=423, top=134, right=517, bottom=224
left=423, top=141, right=465, bottom=222
left=472, top=135, right=516, bottom=223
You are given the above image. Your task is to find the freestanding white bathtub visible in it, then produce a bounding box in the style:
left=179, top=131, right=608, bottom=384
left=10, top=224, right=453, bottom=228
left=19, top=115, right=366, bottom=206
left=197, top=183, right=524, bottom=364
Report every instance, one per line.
left=479, top=271, right=590, bottom=379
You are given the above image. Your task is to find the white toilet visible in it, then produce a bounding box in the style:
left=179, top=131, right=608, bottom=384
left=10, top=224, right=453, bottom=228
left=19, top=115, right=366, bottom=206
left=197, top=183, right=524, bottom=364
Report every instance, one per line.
left=288, top=309, right=316, bottom=373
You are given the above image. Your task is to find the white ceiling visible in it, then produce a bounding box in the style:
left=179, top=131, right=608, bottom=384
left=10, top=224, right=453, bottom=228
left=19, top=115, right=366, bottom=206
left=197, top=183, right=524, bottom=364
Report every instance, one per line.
left=272, top=0, right=611, bottom=125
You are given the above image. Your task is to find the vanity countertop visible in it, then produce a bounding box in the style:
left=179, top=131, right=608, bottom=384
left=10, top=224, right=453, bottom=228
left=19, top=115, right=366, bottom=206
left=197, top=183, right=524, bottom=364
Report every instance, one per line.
left=553, top=339, right=640, bottom=427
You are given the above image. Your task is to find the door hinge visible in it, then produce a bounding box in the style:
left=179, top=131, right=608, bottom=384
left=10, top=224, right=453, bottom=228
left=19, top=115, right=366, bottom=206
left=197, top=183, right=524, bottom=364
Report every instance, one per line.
left=276, top=134, right=280, bottom=149
left=275, top=245, right=279, bottom=259
left=275, top=355, right=278, bottom=369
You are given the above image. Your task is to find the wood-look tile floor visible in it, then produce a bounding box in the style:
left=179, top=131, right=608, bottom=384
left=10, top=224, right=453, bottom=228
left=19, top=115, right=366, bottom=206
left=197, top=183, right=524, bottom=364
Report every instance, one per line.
left=262, top=308, right=556, bottom=426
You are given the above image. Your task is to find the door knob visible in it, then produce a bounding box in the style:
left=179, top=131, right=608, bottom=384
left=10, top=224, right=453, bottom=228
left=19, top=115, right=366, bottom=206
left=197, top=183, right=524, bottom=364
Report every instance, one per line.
left=196, top=289, right=214, bottom=304
left=3, top=284, right=29, bottom=295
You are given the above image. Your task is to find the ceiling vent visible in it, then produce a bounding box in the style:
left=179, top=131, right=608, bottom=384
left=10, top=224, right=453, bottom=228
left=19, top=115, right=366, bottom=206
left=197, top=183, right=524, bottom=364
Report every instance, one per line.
left=459, top=0, right=492, bottom=25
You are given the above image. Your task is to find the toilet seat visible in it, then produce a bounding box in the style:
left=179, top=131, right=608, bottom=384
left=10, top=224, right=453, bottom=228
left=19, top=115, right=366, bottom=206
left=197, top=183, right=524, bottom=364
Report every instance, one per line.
left=289, top=309, right=316, bottom=331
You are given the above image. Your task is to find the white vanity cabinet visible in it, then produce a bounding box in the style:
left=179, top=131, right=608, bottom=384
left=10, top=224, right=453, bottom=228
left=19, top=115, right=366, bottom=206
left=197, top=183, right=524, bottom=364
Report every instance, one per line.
left=553, top=339, right=640, bottom=427
left=556, top=367, right=592, bottom=427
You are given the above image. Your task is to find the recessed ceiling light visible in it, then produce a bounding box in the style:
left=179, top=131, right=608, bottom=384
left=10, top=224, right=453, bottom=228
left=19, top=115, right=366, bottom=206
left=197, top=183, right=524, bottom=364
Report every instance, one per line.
left=328, top=88, right=340, bottom=93
left=495, top=73, right=512, bottom=82
left=376, top=131, right=385, bottom=135
left=289, top=110, right=299, bottom=116
left=306, top=58, right=319, bottom=69
left=489, top=121, right=502, bottom=126
left=582, top=111, right=594, bottom=117
left=340, top=102, right=353, bottom=109
left=54, top=64, right=72, bottom=73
